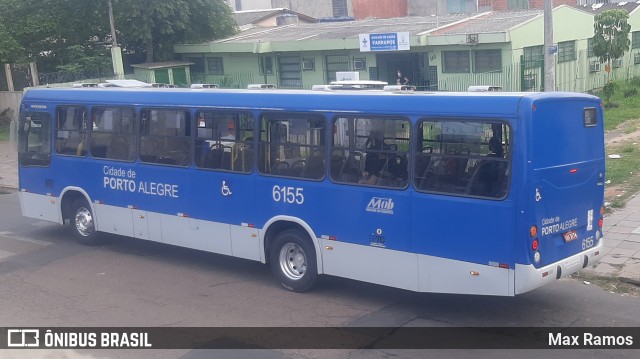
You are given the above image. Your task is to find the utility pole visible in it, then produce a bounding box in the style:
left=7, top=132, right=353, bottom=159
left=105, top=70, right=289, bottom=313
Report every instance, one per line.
left=4, top=64, right=14, bottom=91
left=107, top=0, right=125, bottom=79
left=543, top=0, right=555, bottom=91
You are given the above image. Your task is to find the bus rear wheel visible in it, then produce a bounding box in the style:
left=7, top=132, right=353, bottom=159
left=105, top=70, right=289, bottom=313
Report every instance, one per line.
left=70, top=198, right=101, bottom=245
left=270, top=229, right=317, bottom=292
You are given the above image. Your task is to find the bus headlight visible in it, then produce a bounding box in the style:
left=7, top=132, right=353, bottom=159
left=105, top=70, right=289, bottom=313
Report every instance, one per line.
left=534, top=251, right=541, bottom=263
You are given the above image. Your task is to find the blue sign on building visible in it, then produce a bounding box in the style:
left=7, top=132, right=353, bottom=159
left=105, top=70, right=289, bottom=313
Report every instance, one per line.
left=359, top=32, right=410, bottom=52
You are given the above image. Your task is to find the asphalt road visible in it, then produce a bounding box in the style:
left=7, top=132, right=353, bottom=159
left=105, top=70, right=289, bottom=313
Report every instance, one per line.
left=0, top=190, right=638, bottom=359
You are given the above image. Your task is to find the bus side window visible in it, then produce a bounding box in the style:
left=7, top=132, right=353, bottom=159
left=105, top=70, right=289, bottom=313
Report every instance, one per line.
left=139, top=109, right=191, bottom=166
left=55, top=106, right=88, bottom=157
left=414, top=120, right=510, bottom=199
left=258, top=113, right=326, bottom=180
left=331, top=116, right=409, bottom=189
left=90, top=107, right=136, bottom=161
left=194, top=111, right=255, bottom=173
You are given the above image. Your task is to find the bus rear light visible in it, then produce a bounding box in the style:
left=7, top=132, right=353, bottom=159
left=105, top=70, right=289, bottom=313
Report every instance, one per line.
left=542, top=271, right=549, bottom=278
left=321, top=235, right=337, bottom=241
left=128, top=205, right=138, bottom=209
left=598, top=218, right=603, bottom=228
left=569, top=168, right=578, bottom=174
left=21, top=188, right=29, bottom=193
left=532, top=238, right=539, bottom=251
left=533, top=251, right=541, bottom=263
left=498, top=263, right=509, bottom=269
left=529, top=225, right=537, bottom=238
left=470, top=271, right=480, bottom=276
left=177, top=213, right=189, bottom=218
left=94, top=200, right=103, bottom=204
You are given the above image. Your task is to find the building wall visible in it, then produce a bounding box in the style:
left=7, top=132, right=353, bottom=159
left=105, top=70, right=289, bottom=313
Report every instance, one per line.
left=228, top=0, right=271, bottom=11
left=491, top=0, right=576, bottom=11
left=353, top=0, right=408, bottom=19
left=271, top=0, right=353, bottom=18
left=429, top=42, right=515, bottom=90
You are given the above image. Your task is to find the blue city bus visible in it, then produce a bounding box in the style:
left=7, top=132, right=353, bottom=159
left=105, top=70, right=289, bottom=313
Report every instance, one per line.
left=17, top=87, right=605, bottom=296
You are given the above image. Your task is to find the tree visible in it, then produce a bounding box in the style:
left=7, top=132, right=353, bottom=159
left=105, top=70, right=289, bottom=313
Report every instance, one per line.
left=0, top=22, right=24, bottom=63
left=593, top=9, right=631, bottom=80
left=114, top=0, right=237, bottom=63
left=0, top=0, right=237, bottom=74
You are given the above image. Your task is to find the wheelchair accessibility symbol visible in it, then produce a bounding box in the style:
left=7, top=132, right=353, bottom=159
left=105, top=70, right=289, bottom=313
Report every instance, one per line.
left=221, top=181, right=232, bottom=196
left=535, top=188, right=542, bottom=202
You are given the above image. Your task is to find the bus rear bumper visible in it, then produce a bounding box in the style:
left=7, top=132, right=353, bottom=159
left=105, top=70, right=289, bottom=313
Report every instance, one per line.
left=514, top=239, right=604, bottom=295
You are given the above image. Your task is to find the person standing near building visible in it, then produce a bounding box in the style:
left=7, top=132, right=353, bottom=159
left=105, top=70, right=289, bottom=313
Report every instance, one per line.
left=396, top=69, right=409, bottom=85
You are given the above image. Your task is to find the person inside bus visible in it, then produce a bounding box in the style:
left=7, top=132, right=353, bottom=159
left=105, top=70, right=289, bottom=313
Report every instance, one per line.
left=220, top=119, right=236, bottom=141
left=359, top=131, right=385, bottom=185
left=471, top=137, right=506, bottom=197
left=487, top=136, right=504, bottom=158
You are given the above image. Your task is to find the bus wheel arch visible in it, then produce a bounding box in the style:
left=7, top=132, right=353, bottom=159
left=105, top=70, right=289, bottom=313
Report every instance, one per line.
left=262, top=218, right=322, bottom=292
left=60, top=188, right=102, bottom=245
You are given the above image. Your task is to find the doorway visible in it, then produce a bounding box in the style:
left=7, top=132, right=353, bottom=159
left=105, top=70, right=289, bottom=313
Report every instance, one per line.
left=375, top=52, right=430, bottom=89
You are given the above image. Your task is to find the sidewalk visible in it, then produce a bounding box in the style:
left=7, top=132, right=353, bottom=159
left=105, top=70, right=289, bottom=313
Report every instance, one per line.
left=0, top=141, right=638, bottom=283
left=0, top=142, right=17, bottom=189
left=587, top=195, right=640, bottom=282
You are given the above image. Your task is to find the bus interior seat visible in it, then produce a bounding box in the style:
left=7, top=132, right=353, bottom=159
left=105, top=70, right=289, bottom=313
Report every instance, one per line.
left=285, top=159, right=303, bottom=177
left=388, top=154, right=408, bottom=180
left=466, top=160, right=508, bottom=197
left=139, top=136, right=159, bottom=163
left=338, top=152, right=363, bottom=183
left=107, top=134, right=131, bottom=160
left=302, top=155, right=325, bottom=179
left=90, top=132, right=110, bottom=158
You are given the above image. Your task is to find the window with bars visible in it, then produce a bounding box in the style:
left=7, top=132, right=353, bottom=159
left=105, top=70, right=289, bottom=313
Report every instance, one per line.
left=632, top=31, right=640, bottom=49
left=473, top=49, right=501, bottom=73
left=186, top=57, right=205, bottom=73
left=332, top=0, right=348, bottom=17
left=523, top=45, right=543, bottom=69
left=442, top=51, right=470, bottom=73
left=259, top=57, right=273, bottom=75
left=325, top=55, right=350, bottom=82
left=558, top=41, right=576, bottom=63
left=278, top=56, right=302, bottom=88
left=207, top=57, right=224, bottom=75
left=588, top=38, right=595, bottom=58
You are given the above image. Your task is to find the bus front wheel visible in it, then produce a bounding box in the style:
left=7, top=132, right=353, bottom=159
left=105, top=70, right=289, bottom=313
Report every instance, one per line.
left=270, top=229, right=318, bottom=292
left=70, top=198, right=101, bottom=245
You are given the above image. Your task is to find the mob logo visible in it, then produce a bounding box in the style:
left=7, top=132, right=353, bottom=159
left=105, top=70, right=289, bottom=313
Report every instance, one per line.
left=366, top=197, right=395, bottom=215
left=7, top=329, right=40, bottom=347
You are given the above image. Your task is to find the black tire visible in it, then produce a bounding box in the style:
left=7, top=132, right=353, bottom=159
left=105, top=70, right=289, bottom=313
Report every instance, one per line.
left=70, top=198, right=101, bottom=245
left=270, top=229, right=318, bottom=292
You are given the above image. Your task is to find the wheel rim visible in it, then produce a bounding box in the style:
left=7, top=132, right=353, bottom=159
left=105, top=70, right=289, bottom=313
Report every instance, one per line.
left=75, top=207, right=94, bottom=237
left=278, top=243, right=307, bottom=280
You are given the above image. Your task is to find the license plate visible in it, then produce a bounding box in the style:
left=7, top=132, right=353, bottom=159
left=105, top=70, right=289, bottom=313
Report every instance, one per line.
left=563, top=230, right=578, bottom=242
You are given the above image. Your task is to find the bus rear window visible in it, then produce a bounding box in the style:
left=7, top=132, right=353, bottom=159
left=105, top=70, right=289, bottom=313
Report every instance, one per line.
left=584, top=108, right=597, bottom=127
